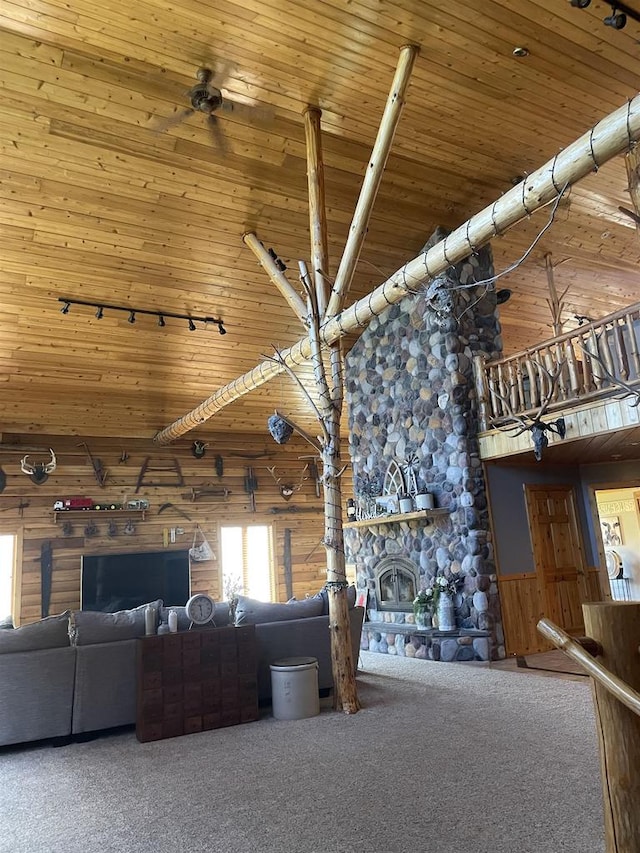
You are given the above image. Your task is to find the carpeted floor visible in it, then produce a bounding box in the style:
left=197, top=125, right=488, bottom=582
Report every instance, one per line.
left=0, top=652, right=604, bottom=853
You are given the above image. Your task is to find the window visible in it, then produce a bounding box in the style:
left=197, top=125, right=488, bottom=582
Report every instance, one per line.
left=220, top=525, right=274, bottom=602
left=0, top=534, right=16, bottom=620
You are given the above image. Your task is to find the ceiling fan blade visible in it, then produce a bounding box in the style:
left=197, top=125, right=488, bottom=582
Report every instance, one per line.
left=220, top=97, right=274, bottom=127
left=207, top=114, right=228, bottom=155
left=618, top=205, right=640, bottom=226
left=149, top=106, right=194, bottom=132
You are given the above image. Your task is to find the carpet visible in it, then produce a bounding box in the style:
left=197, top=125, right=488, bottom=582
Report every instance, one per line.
left=0, top=652, right=604, bottom=853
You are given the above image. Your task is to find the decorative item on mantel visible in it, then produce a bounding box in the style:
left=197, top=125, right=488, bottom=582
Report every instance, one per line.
left=413, top=587, right=435, bottom=629
left=433, top=575, right=462, bottom=631
left=398, top=493, right=413, bottom=513
left=415, top=490, right=434, bottom=511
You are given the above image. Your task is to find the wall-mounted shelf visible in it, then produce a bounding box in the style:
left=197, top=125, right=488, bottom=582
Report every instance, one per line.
left=344, top=508, right=451, bottom=529
left=53, top=509, right=147, bottom=523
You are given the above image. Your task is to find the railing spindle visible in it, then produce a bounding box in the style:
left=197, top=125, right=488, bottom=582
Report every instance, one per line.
left=627, top=312, right=640, bottom=380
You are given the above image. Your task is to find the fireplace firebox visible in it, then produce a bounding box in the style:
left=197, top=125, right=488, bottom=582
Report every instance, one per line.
left=374, top=556, right=419, bottom=612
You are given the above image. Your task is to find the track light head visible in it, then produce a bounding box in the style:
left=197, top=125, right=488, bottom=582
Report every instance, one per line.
left=128, top=310, right=136, bottom=324
left=218, top=321, right=227, bottom=336
left=604, top=8, right=626, bottom=27
left=95, top=306, right=104, bottom=319
left=60, top=301, right=70, bottom=315
left=496, top=289, right=512, bottom=305
left=570, top=0, right=591, bottom=8
left=158, top=315, right=166, bottom=327
left=188, top=318, right=196, bottom=331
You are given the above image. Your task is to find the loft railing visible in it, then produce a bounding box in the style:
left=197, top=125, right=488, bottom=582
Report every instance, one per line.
left=473, top=301, right=640, bottom=432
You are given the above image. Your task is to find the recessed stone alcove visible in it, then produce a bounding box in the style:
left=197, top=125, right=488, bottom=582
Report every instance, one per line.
left=344, top=231, right=506, bottom=661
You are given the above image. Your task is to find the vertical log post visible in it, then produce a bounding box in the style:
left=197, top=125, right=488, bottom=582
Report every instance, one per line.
left=303, top=106, right=330, bottom=318
left=324, top=43, right=418, bottom=319
left=583, top=602, right=640, bottom=852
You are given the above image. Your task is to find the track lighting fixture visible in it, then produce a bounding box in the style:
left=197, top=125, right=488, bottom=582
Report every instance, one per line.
left=496, top=289, right=512, bottom=305
left=569, top=0, right=640, bottom=29
left=604, top=7, right=627, bottom=27
left=56, top=298, right=227, bottom=335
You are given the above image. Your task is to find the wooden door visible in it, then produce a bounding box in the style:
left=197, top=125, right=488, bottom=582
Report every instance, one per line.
left=524, top=484, right=589, bottom=637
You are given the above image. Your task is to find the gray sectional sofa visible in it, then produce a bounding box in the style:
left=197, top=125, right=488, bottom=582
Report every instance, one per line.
left=0, top=595, right=364, bottom=747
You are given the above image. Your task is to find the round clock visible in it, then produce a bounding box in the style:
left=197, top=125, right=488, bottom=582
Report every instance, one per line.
left=185, top=593, right=216, bottom=627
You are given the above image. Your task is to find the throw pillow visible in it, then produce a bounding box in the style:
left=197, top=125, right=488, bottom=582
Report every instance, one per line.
left=0, top=611, right=71, bottom=654
left=234, top=595, right=324, bottom=626
left=69, top=599, right=163, bottom=645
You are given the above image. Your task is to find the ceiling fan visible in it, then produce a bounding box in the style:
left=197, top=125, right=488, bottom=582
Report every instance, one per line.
left=151, top=66, right=269, bottom=151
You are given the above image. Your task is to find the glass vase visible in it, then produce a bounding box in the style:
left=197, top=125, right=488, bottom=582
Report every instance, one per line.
left=414, top=609, right=432, bottom=630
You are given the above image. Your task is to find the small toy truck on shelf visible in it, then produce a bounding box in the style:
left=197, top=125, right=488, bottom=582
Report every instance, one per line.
left=53, top=497, right=94, bottom=511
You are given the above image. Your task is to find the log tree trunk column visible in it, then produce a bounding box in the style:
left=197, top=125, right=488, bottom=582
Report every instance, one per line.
left=582, top=602, right=640, bottom=852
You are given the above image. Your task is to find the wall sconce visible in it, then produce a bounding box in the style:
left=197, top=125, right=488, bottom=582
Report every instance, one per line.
left=57, top=298, right=227, bottom=335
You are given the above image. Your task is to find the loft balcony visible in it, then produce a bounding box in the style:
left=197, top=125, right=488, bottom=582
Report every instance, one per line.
left=474, top=301, right=640, bottom=463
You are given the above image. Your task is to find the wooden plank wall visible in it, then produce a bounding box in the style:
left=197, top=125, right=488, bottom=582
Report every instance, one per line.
left=496, top=573, right=547, bottom=656
left=0, top=433, right=348, bottom=624
left=497, top=566, right=603, bottom=656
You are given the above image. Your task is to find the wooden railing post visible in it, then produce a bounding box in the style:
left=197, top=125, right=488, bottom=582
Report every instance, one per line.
left=583, top=603, right=640, bottom=853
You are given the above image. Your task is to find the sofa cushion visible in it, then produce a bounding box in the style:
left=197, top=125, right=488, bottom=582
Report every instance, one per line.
left=159, top=601, right=231, bottom=632
left=0, top=611, right=71, bottom=654
left=69, top=600, right=163, bottom=645
left=235, top=595, right=324, bottom=626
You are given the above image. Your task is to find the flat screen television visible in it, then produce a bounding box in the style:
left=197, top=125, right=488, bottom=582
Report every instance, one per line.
left=81, top=549, right=191, bottom=612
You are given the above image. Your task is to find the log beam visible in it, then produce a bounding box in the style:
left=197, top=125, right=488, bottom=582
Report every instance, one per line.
left=324, top=43, right=419, bottom=319
left=242, top=232, right=307, bottom=324
left=154, top=93, right=640, bottom=444
left=303, top=106, right=330, bottom=318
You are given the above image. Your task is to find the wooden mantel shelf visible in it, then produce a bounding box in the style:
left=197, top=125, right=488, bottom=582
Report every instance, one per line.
left=344, top=507, right=450, bottom=529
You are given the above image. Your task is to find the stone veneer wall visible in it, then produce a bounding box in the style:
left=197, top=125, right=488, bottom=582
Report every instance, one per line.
left=344, top=231, right=506, bottom=661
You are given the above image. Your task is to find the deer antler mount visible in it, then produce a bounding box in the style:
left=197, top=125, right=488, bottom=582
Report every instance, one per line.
left=267, top=465, right=309, bottom=501
left=489, top=360, right=567, bottom=461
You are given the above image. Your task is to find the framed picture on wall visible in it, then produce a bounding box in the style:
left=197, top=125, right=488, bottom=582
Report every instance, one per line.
left=600, top=516, right=623, bottom=547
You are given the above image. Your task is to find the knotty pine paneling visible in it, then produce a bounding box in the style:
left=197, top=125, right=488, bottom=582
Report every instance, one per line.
left=496, top=572, right=548, bottom=657
left=0, top=433, right=350, bottom=625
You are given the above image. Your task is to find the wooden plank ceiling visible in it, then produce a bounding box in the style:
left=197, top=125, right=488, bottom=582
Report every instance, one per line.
left=1, top=0, right=640, bottom=447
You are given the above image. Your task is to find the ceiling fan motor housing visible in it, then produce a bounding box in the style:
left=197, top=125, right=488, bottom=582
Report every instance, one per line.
left=190, top=84, right=223, bottom=114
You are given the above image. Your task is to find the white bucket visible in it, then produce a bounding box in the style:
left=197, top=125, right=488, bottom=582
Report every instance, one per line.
left=270, top=656, right=320, bottom=720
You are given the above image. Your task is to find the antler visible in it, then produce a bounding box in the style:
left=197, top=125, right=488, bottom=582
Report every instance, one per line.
left=266, top=466, right=281, bottom=484
left=44, top=449, right=56, bottom=473
left=579, top=344, right=640, bottom=407
left=20, top=455, right=35, bottom=474
left=489, top=358, right=566, bottom=431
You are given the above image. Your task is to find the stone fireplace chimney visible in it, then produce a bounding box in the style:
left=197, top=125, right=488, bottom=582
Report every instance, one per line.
left=344, top=230, right=505, bottom=662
